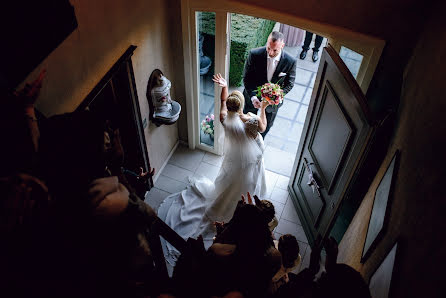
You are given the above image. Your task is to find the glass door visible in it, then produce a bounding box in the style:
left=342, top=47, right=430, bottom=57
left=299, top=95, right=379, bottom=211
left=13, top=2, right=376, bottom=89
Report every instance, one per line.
left=191, top=11, right=228, bottom=155
left=197, top=12, right=216, bottom=148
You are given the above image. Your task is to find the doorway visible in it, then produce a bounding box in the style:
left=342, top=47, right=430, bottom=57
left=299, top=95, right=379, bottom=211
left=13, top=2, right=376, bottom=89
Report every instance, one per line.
left=180, top=0, right=385, bottom=248
left=196, top=12, right=329, bottom=177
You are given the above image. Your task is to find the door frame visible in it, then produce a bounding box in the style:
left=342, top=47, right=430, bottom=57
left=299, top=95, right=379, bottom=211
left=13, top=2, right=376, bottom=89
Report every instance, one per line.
left=181, top=0, right=384, bottom=154
left=181, top=4, right=229, bottom=155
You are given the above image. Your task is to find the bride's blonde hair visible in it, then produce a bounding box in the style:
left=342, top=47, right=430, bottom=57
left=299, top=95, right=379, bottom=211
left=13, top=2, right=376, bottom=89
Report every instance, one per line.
left=226, top=90, right=245, bottom=113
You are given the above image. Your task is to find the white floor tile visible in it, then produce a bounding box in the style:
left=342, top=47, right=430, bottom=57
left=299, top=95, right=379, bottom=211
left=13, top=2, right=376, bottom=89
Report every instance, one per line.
left=269, top=199, right=285, bottom=219
left=286, top=84, right=306, bottom=102
left=270, top=188, right=289, bottom=205
left=278, top=100, right=299, bottom=120
left=168, top=145, right=205, bottom=172
left=294, top=69, right=313, bottom=86
left=268, top=117, right=293, bottom=137
left=202, top=152, right=224, bottom=167
left=276, top=219, right=308, bottom=244
left=155, top=175, right=187, bottom=194
left=194, top=161, right=221, bottom=182
left=283, top=142, right=299, bottom=154
left=264, top=135, right=286, bottom=150
left=310, top=73, right=316, bottom=86
left=162, top=164, right=194, bottom=183
left=290, top=122, right=304, bottom=142
left=265, top=170, right=280, bottom=188
left=144, top=187, right=171, bottom=211
left=302, top=89, right=312, bottom=105
left=281, top=197, right=301, bottom=225
left=276, top=175, right=290, bottom=190
left=264, top=146, right=294, bottom=177
left=296, top=104, right=309, bottom=123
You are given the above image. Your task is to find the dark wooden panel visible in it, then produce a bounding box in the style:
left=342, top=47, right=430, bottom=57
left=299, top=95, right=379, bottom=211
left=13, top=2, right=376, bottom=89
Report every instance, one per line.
left=309, top=82, right=355, bottom=193
left=289, top=45, right=374, bottom=245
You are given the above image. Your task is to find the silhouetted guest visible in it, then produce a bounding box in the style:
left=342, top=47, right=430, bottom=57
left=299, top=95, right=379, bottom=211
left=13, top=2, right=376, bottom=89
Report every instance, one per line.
left=206, top=203, right=281, bottom=297
left=0, top=173, right=55, bottom=297
left=275, top=237, right=370, bottom=298
left=269, top=234, right=301, bottom=294
left=259, top=199, right=279, bottom=232
left=0, top=70, right=45, bottom=176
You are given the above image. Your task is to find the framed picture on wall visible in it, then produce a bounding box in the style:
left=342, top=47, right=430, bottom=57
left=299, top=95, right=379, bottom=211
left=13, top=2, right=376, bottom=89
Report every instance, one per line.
left=361, top=150, right=400, bottom=262
left=369, top=241, right=399, bottom=298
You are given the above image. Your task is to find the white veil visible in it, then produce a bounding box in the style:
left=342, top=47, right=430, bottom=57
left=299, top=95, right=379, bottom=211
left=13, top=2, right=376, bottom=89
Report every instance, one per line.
left=221, top=111, right=263, bottom=168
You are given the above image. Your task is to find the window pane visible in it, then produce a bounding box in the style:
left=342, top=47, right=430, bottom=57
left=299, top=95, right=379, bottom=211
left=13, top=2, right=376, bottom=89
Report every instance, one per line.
left=197, top=12, right=215, bottom=147
left=339, top=46, right=363, bottom=79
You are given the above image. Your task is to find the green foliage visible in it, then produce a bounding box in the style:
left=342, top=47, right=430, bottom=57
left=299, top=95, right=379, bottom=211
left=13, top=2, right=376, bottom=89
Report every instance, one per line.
left=198, top=12, right=276, bottom=86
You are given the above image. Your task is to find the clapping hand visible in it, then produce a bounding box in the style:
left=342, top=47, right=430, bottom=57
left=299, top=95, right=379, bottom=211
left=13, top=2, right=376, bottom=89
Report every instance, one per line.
left=137, top=166, right=155, bottom=181
left=240, top=192, right=261, bottom=206
left=212, top=73, right=227, bottom=88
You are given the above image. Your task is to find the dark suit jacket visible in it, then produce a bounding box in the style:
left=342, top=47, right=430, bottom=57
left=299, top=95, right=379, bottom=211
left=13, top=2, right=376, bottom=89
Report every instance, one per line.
left=243, top=47, right=297, bottom=113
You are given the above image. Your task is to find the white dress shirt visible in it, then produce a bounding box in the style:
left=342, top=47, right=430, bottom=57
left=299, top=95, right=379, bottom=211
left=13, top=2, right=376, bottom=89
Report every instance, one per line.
left=267, top=51, right=281, bottom=82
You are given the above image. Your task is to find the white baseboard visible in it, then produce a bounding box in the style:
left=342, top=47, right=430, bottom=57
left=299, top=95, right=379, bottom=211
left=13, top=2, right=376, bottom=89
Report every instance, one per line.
left=152, top=140, right=179, bottom=184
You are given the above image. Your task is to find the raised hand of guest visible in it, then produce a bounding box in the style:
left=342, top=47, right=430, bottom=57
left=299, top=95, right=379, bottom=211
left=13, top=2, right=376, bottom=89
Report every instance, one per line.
left=14, top=69, right=46, bottom=108
left=214, top=221, right=225, bottom=235
left=241, top=192, right=258, bottom=205
left=137, top=166, right=155, bottom=181
left=240, top=192, right=262, bottom=206
left=212, top=73, right=227, bottom=88
left=241, top=192, right=253, bottom=205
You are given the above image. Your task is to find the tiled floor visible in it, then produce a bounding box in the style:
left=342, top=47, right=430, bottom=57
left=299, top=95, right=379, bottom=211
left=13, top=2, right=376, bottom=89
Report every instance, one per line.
left=146, top=144, right=311, bottom=273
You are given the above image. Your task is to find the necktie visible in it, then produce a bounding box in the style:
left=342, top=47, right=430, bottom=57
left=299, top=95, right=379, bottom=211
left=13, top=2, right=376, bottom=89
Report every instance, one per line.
left=267, top=57, right=275, bottom=82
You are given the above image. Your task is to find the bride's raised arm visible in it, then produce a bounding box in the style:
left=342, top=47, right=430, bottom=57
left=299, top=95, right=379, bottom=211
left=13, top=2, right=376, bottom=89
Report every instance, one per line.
left=212, top=74, right=229, bottom=123
left=258, top=99, right=270, bottom=133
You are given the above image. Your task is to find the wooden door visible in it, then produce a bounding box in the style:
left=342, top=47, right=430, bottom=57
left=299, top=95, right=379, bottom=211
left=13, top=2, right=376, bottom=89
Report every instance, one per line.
left=289, top=45, right=374, bottom=245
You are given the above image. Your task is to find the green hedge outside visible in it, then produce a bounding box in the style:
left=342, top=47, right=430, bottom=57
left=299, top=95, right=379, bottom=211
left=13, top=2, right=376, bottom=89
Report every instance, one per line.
left=198, top=13, right=276, bottom=86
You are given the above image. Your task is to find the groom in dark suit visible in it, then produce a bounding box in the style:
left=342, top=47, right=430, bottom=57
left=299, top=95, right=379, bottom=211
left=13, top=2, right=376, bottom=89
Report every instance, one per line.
left=243, top=31, right=297, bottom=138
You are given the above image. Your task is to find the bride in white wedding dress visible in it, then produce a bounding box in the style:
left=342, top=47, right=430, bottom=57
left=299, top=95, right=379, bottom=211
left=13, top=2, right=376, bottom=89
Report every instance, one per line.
left=158, top=74, right=270, bottom=265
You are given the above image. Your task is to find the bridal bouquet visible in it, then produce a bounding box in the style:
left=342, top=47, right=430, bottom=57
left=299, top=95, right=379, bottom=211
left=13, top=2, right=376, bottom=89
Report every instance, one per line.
left=256, top=82, right=284, bottom=106
left=201, top=114, right=214, bottom=137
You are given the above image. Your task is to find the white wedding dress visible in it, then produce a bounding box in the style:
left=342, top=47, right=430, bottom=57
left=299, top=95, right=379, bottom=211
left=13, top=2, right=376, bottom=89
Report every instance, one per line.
left=158, top=112, right=267, bottom=266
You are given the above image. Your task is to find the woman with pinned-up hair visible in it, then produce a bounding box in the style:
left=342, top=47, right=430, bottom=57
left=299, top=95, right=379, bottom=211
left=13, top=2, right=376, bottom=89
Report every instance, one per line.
left=158, top=73, right=269, bottom=267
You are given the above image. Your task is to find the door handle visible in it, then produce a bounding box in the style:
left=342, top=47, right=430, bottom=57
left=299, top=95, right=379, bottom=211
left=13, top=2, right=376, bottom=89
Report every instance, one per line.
left=304, top=158, right=321, bottom=197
